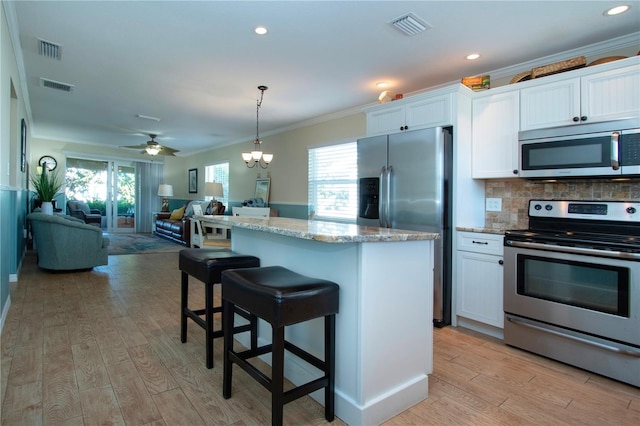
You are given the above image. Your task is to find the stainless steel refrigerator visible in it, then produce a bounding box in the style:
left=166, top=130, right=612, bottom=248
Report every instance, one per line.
left=357, top=127, right=452, bottom=327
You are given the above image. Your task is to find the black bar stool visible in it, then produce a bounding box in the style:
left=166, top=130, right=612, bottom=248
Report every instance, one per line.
left=179, top=248, right=260, bottom=369
left=221, top=266, right=339, bottom=426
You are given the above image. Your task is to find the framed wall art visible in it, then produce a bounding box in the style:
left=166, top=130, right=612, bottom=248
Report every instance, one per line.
left=20, top=119, right=27, bottom=172
left=188, top=168, right=198, bottom=193
left=254, top=178, right=270, bottom=205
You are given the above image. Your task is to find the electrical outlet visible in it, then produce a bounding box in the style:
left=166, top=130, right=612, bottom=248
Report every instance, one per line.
left=486, top=198, right=502, bottom=212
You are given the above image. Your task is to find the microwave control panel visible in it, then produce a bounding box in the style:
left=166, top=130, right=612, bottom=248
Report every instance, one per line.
left=621, top=131, right=640, bottom=166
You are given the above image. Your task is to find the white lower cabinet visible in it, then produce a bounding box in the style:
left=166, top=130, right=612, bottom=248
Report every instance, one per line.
left=456, top=231, right=504, bottom=331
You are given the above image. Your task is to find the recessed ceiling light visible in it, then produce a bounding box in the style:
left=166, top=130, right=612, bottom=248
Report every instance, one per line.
left=466, top=53, right=480, bottom=60
left=376, top=82, right=389, bottom=88
left=604, top=5, right=630, bottom=15
left=255, top=26, right=268, bottom=35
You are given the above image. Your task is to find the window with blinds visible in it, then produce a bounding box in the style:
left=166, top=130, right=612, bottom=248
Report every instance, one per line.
left=308, top=142, right=357, bottom=222
left=204, top=162, right=229, bottom=206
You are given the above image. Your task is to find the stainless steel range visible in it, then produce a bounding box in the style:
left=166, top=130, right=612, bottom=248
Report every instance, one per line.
left=503, top=200, right=640, bottom=387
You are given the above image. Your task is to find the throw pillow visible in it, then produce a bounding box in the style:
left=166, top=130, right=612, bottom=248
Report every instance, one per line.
left=169, top=206, right=185, bottom=220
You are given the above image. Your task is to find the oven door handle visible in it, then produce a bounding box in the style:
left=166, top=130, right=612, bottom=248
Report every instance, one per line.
left=506, top=316, right=640, bottom=358
left=505, top=240, right=640, bottom=260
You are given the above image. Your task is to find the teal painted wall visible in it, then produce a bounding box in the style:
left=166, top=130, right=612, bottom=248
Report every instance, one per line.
left=0, top=189, right=10, bottom=321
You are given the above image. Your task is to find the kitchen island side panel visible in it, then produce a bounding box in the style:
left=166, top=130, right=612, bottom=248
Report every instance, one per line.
left=231, top=227, right=434, bottom=425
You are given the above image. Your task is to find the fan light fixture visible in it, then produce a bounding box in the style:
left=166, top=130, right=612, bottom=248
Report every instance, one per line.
left=146, top=145, right=161, bottom=156
left=242, top=85, right=273, bottom=169
left=146, top=134, right=162, bottom=156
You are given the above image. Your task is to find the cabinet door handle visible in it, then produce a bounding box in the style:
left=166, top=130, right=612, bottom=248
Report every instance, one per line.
left=498, top=259, right=504, bottom=265
left=472, top=240, right=488, bottom=245
left=573, top=116, right=580, bottom=122
left=580, top=116, right=588, bottom=121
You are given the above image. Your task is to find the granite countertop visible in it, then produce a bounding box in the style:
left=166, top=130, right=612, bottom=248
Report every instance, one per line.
left=196, top=215, right=440, bottom=243
left=456, top=226, right=506, bottom=235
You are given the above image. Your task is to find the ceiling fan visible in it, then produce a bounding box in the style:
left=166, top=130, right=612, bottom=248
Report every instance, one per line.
left=121, top=134, right=179, bottom=156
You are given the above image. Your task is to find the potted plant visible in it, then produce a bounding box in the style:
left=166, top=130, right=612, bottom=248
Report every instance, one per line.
left=30, top=169, right=63, bottom=215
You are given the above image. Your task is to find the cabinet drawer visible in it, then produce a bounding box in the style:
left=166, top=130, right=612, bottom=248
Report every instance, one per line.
left=457, top=231, right=504, bottom=255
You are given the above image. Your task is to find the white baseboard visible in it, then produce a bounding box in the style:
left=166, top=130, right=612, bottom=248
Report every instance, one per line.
left=0, top=295, right=11, bottom=336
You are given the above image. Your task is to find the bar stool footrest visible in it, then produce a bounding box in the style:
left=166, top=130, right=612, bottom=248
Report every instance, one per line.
left=228, top=343, right=329, bottom=406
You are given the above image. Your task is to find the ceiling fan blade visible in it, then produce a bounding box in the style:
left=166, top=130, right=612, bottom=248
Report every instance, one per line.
left=121, top=144, right=148, bottom=149
left=160, top=146, right=179, bottom=154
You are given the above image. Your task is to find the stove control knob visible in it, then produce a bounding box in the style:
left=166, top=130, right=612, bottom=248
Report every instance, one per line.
left=627, top=207, right=637, bottom=214
left=545, top=204, right=553, bottom=211
left=534, top=204, right=542, bottom=211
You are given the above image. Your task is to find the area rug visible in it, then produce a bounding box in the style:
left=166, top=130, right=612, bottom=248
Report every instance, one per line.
left=106, top=233, right=184, bottom=255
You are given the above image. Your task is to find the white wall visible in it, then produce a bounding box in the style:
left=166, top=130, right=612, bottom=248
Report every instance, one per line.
left=171, top=112, right=367, bottom=205
left=1, top=3, right=30, bottom=189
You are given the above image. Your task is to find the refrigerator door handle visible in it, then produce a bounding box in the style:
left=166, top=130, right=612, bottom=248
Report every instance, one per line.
left=386, top=165, right=393, bottom=228
left=379, top=166, right=386, bottom=227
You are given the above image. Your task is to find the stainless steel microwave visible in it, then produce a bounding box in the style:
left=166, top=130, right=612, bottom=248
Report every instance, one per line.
left=519, top=118, right=640, bottom=178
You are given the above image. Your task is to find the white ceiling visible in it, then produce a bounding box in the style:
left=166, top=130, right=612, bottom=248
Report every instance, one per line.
left=8, top=1, right=640, bottom=157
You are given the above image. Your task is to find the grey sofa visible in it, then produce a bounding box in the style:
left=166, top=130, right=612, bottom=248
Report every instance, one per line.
left=28, top=212, right=109, bottom=270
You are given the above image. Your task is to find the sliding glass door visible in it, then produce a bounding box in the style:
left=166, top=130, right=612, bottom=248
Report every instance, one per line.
left=65, top=158, right=108, bottom=228
left=111, top=162, right=136, bottom=232
left=66, top=158, right=137, bottom=233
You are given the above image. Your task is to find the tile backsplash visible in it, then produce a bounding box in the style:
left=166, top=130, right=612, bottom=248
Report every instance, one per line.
left=484, top=178, right=640, bottom=231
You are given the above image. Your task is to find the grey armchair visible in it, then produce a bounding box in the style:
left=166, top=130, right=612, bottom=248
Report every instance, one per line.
left=28, top=212, right=109, bottom=270
left=67, top=200, right=102, bottom=226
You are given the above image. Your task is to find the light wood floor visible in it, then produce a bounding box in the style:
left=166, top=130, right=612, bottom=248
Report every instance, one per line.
left=2, top=251, right=639, bottom=425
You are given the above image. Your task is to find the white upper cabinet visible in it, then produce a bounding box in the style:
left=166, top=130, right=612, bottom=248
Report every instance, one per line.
left=581, top=65, right=640, bottom=123
left=471, top=90, right=520, bottom=179
left=366, top=105, right=405, bottom=135
left=365, top=92, right=452, bottom=135
left=520, top=79, right=581, bottom=130
left=521, top=64, right=640, bottom=130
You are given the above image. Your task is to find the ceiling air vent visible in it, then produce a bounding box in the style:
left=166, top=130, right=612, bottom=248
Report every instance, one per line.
left=40, top=78, right=74, bottom=93
left=38, top=38, right=62, bottom=60
left=390, top=12, right=432, bottom=36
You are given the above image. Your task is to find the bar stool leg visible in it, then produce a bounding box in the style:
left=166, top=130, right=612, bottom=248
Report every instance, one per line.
left=222, top=299, right=234, bottom=399
left=272, top=326, right=285, bottom=426
left=205, top=282, right=214, bottom=369
left=250, top=313, right=258, bottom=350
left=325, top=314, right=336, bottom=422
left=180, top=271, right=188, bottom=343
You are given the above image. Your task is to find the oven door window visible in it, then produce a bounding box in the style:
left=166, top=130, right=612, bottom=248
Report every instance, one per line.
left=516, top=255, right=629, bottom=317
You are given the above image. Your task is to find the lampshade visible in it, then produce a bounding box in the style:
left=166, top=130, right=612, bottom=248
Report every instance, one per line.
left=157, top=184, right=173, bottom=212
left=157, top=184, right=174, bottom=197
left=205, top=182, right=223, bottom=198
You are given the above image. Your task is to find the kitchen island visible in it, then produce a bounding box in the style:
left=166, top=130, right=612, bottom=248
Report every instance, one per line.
left=196, top=215, right=439, bottom=425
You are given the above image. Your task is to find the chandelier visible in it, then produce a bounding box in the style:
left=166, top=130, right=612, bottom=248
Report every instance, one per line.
left=242, top=85, right=273, bottom=168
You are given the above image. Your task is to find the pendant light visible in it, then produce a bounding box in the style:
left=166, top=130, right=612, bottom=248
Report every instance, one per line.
left=242, top=85, right=273, bottom=168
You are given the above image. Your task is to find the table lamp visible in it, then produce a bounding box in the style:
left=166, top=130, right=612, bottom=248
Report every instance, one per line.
left=158, top=184, right=174, bottom=212
left=205, top=182, right=223, bottom=213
